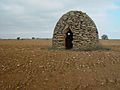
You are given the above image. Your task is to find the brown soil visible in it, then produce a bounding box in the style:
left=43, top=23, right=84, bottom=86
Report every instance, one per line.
left=0, top=40, right=120, bottom=90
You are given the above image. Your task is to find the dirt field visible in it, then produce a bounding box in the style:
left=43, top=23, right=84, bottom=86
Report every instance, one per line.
left=0, top=40, right=120, bottom=90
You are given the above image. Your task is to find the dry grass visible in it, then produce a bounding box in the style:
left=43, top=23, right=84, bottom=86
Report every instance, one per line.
left=0, top=40, right=120, bottom=90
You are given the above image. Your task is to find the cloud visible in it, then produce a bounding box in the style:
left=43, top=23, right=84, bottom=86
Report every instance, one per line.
left=0, top=0, right=120, bottom=39
left=25, top=0, right=64, bottom=10
left=1, top=4, right=24, bottom=14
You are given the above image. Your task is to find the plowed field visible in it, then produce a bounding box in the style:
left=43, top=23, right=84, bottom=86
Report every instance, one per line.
left=0, top=40, right=120, bottom=90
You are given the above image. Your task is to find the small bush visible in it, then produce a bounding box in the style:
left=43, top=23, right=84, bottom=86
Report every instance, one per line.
left=101, top=34, right=108, bottom=40
left=17, top=37, right=20, bottom=40
left=32, top=37, right=35, bottom=40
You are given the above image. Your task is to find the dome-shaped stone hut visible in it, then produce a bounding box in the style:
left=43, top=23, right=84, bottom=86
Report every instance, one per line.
left=52, top=11, right=99, bottom=50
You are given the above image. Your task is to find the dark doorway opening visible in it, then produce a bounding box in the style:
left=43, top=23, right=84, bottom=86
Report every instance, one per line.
left=65, top=29, right=73, bottom=49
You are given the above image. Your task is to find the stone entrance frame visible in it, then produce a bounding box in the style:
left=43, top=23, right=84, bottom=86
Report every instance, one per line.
left=52, top=11, right=99, bottom=50
left=63, top=25, right=73, bottom=48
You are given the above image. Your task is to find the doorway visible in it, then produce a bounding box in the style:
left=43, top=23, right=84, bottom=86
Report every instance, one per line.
left=65, top=29, right=73, bottom=49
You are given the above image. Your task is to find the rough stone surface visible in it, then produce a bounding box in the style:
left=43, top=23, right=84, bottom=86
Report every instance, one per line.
left=52, top=11, right=99, bottom=50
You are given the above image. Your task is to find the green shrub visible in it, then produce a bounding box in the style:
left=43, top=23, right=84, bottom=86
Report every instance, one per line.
left=17, top=37, right=20, bottom=40
left=101, top=34, right=108, bottom=40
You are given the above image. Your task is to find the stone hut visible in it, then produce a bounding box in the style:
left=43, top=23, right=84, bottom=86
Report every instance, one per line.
left=52, top=11, right=99, bottom=50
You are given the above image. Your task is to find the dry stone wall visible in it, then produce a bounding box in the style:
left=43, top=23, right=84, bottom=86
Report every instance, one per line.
left=52, top=11, right=99, bottom=50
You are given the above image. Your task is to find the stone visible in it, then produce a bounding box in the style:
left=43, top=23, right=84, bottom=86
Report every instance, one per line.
left=52, top=11, right=99, bottom=50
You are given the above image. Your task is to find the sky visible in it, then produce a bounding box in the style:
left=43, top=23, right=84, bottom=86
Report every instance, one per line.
left=0, top=0, right=120, bottom=39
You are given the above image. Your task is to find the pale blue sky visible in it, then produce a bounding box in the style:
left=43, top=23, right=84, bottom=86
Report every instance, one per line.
left=0, top=0, right=120, bottom=39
